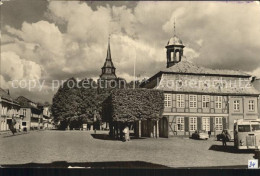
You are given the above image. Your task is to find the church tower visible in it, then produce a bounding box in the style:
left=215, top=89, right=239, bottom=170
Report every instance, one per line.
left=165, top=20, right=185, bottom=68
left=100, top=36, right=117, bottom=80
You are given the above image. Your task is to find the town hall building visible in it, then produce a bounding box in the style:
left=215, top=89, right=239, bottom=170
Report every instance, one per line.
left=141, top=26, right=260, bottom=137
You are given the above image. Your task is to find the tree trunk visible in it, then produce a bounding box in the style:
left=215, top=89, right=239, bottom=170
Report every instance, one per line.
left=156, top=120, right=159, bottom=138
left=138, top=120, right=141, bottom=138
left=153, top=121, right=156, bottom=138
left=109, top=122, right=113, bottom=137
left=119, top=122, right=123, bottom=140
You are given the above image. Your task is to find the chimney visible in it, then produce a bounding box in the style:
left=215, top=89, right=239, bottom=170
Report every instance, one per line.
left=251, top=76, right=256, bottom=83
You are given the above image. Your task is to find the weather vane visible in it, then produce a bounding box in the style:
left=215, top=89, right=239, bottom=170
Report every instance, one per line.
left=173, top=17, right=176, bottom=36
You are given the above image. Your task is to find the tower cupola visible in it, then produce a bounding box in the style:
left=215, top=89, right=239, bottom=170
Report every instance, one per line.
left=165, top=19, right=185, bottom=68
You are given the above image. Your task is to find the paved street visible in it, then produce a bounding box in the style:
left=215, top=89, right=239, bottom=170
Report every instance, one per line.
left=0, top=130, right=255, bottom=168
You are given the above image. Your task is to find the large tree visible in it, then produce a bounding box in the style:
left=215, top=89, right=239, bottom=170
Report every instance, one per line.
left=52, top=78, right=81, bottom=129
left=103, top=89, right=164, bottom=123
left=52, top=77, right=162, bottom=130
left=51, top=78, right=109, bottom=129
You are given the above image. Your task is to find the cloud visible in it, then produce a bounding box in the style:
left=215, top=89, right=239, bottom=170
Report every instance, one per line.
left=1, top=51, right=42, bottom=81
left=0, top=75, right=9, bottom=89
left=0, top=52, right=43, bottom=97
left=2, top=1, right=260, bottom=102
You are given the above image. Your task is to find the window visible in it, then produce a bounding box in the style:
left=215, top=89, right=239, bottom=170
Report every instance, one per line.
left=252, top=124, right=260, bottom=131
left=234, top=100, right=240, bottom=111
left=249, top=100, right=255, bottom=111
left=1, top=108, right=4, bottom=115
left=189, top=117, right=197, bottom=131
left=176, top=94, right=185, bottom=108
left=215, top=96, right=222, bottom=109
left=164, top=94, right=172, bottom=107
left=202, top=95, right=210, bottom=108
left=23, top=109, right=26, bottom=117
left=171, top=52, right=174, bottom=61
left=189, top=95, right=197, bottom=108
left=202, top=117, right=210, bottom=131
left=215, top=117, right=223, bottom=131
left=176, top=52, right=180, bottom=61
left=176, top=117, right=184, bottom=131
left=238, top=125, right=250, bottom=132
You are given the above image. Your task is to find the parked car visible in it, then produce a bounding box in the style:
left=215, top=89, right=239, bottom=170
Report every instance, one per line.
left=191, top=130, right=209, bottom=140
left=216, top=129, right=234, bottom=141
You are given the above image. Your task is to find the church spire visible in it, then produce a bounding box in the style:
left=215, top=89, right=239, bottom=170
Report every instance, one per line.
left=106, top=35, right=112, bottom=60
left=100, top=35, right=117, bottom=80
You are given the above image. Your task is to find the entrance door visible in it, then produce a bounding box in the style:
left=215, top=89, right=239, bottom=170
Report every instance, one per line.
left=202, top=117, right=210, bottom=131
left=159, top=117, right=169, bottom=138
left=6, top=119, right=12, bottom=130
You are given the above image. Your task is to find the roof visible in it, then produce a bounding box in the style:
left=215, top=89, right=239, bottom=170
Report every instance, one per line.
left=102, top=39, right=115, bottom=69
left=0, top=88, right=12, bottom=101
left=156, top=73, right=260, bottom=96
left=100, top=73, right=117, bottom=80
left=16, top=96, right=41, bottom=110
left=167, top=35, right=184, bottom=46
left=0, top=88, right=20, bottom=105
left=161, top=60, right=250, bottom=77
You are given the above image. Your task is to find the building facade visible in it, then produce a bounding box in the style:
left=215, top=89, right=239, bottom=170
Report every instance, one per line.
left=141, top=30, right=260, bottom=137
left=42, top=105, right=54, bottom=129
left=252, top=78, right=260, bottom=117
left=16, top=96, right=43, bottom=131
left=0, top=88, right=21, bottom=131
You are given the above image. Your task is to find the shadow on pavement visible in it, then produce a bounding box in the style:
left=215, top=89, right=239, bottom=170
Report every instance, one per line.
left=209, top=145, right=255, bottom=154
left=1, top=161, right=169, bottom=168
left=91, top=133, right=147, bottom=141
left=178, top=165, right=248, bottom=169
left=2, top=132, right=29, bottom=138
left=188, top=137, right=208, bottom=140
left=91, top=133, right=117, bottom=140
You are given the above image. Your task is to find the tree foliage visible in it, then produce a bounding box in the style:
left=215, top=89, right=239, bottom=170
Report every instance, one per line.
left=51, top=77, right=163, bottom=129
left=51, top=78, right=110, bottom=129
left=103, top=89, right=164, bottom=122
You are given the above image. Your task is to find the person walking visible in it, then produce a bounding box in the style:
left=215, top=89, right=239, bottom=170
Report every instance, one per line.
left=208, top=130, right=211, bottom=138
left=222, top=131, right=227, bottom=146
left=123, top=125, right=130, bottom=142
left=8, top=117, right=17, bottom=135
left=93, top=111, right=97, bottom=134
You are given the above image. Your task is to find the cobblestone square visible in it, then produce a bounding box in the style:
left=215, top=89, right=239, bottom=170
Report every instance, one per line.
left=0, top=130, right=255, bottom=168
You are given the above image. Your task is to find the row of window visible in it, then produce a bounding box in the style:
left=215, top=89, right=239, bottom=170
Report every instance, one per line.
left=2, top=108, right=43, bottom=118
left=175, top=117, right=223, bottom=132
left=233, top=100, right=255, bottom=111
left=1, top=107, right=19, bottom=116
left=164, top=94, right=256, bottom=111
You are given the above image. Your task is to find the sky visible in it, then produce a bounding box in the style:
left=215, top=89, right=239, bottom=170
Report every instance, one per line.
left=1, top=0, right=260, bottom=103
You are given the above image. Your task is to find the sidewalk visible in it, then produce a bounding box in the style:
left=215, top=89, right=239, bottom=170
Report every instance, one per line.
left=0, top=130, right=11, bottom=135
left=0, top=129, right=40, bottom=136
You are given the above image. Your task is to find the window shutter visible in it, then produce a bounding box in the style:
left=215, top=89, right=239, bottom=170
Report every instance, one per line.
left=210, top=117, right=214, bottom=131
left=185, top=117, right=189, bottom=132
left=222, top=117, right=226, bottom=129
left=197, top=117, right=201, bottom=130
